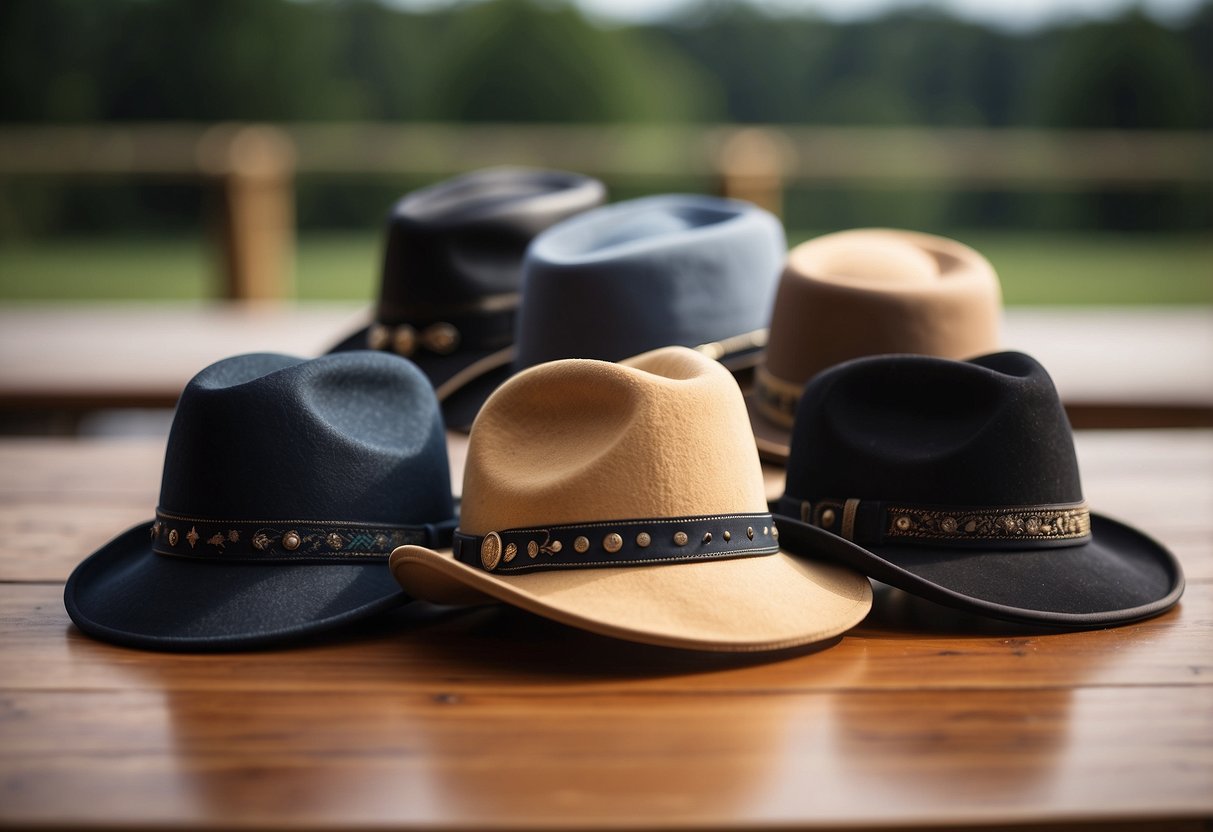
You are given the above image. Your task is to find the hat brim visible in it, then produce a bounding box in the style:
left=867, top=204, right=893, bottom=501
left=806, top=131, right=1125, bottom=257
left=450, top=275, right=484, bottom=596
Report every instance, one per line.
left=774, top=512, right=1184, bottom=628
left=64, top=522, right=409, bottom=651
left=329, top=325, right=511, bottom=431
left=744, top=388, right=792, bottom=465
left=388, top=544, right=872, bottom=652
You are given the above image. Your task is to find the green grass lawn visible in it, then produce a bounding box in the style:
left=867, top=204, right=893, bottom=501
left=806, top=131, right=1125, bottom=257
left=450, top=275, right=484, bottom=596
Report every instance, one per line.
left=0, top=231, right=1209, bottom=305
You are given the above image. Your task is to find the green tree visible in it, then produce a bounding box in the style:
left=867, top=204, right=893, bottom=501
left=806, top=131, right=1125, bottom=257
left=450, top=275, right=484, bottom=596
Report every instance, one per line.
left=430, top=0, right=716, bottom=122
left=1026, top=12, right=1208, bottom=128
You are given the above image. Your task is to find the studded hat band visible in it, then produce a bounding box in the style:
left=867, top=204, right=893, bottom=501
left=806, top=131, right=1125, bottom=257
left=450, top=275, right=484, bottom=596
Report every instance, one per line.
left=369, top=295, right=519, bottom=359
left=151, top=510, right=457, bottom=563
left=454, top=513, right=781, bottom=574
left=753, top=366, right=802, bottom=428
left=774, top=496, right=1092, bottom=549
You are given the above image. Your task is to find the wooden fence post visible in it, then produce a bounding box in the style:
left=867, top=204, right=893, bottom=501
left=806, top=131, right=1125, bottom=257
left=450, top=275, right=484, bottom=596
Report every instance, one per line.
left=199, top=125, right=296, bottom=300
left=717, top=127, right=792, bottom=217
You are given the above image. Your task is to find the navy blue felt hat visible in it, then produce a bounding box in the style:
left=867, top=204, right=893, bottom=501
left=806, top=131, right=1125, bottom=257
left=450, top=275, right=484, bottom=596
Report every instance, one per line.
left=772, top=351, right=1184, bottom=628
left=437, top=194, right=786, bottom=426
left=330, top=167, right=606, bottom=428
left=64, top=352, right=457, bottom=651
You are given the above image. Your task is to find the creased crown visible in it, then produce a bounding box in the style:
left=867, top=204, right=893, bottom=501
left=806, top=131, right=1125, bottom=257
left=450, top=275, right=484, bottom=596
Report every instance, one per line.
left=763, top=228, right=1003, bottom=388
left=459, top=346, right=768, bottom=535
left=514, top=195, right=785, bottom=370
left=377, top=167, right=607, bottom=313
left=785, top=351, right=1084, bottom=508
left=159, top=352, right=453, bottom=525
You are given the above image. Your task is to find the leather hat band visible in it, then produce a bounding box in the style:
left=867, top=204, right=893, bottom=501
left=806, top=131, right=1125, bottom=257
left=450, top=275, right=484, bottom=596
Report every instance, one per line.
left=775, top=496, right=1091, bottom=549
left=753, top=366, right=802, bottom=428
left=369, top=294, right=519, bottom=358
left=454, top=512, right=781, bottom=574
left=152, top=510, right=457, bottom=563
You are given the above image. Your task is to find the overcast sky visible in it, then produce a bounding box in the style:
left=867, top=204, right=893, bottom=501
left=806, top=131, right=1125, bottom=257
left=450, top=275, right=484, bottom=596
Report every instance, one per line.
left=386, top=0, right=1208, bottom=30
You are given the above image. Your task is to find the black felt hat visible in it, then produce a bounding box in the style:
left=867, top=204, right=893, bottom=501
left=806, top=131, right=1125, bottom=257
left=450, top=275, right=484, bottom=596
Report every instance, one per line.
left=64, top=352, right=457, bottom=651
left=434, top=194, right=787, bottom=425
left=772, top=351, right=1184, bottom=628
left=330, top=167, right=606, bottom=429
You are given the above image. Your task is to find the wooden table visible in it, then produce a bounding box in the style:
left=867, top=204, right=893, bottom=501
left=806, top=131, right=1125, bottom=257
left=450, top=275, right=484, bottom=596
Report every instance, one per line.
left=2, top=303, right=1212, bottom=427
left=1, top=429, right=1211, bottom=830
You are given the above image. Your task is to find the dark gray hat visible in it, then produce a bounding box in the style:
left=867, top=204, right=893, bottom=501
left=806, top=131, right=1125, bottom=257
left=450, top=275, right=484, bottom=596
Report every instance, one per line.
left=64, top=351, right=457, bottom=651
left=331, top=167, right=607, bottom=428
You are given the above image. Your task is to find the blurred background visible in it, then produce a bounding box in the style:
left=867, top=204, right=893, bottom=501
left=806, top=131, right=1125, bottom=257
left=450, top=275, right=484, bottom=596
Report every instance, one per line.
left=0, top=0, right=1209, bottom=305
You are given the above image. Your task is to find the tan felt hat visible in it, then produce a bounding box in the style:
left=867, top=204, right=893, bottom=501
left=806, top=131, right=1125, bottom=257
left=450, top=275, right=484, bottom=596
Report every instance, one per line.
left=749, top=228, right=1003, bottom=464
left=391, top=346, right=872, bottom=652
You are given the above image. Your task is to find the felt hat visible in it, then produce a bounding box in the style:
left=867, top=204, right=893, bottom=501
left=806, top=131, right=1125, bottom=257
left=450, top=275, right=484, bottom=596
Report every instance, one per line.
left=330, top=167, right=606, bottom=428
left=749, top=228, right=1003, bottom=463
left=435, top=194, right=787, bottom=430
left=771, top=351, right=1184, bottom=628
left=64, top=352, right=458, bottom=651
left=390, top=346, right=872, bottom=652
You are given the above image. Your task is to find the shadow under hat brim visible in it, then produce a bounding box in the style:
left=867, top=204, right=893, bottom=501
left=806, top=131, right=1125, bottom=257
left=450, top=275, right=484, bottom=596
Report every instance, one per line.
left=328, top=325, right=512, bottom=431
left=388, top=544, right=872, bottom=652
left=774, top=512, right=1184, bottom=628
left=64, top=522, right=409, bottom=651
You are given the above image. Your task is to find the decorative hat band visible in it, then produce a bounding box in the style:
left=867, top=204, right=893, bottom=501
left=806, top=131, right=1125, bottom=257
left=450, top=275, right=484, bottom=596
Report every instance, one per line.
left=753, top=366, right=802, bottom=428
left=454, top=513, right=781, bottom=574
left=775, top=496, right=1091, bottom=549
left=152, top=510, right=457, bottom=563
left=368, top=293, right=519, bottom=358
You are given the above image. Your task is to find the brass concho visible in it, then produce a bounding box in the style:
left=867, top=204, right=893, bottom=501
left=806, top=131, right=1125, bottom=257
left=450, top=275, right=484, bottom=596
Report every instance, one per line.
left=481, top=532, right=503, bottom=571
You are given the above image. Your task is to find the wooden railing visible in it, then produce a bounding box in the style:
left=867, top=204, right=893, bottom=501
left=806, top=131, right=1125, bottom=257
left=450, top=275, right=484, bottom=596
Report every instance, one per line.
left=1, top=122, right=1209, bottom=298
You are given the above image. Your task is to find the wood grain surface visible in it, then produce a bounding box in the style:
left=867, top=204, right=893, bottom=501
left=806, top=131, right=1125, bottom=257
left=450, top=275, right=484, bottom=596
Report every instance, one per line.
left=1, top=430, right=1211, bottom=830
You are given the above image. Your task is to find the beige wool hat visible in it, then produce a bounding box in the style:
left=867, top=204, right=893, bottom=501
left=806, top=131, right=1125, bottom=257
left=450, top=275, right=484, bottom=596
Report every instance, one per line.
left=749, top=228, right=1003, bottom=464
left=390, top=346, right=872, bottom=652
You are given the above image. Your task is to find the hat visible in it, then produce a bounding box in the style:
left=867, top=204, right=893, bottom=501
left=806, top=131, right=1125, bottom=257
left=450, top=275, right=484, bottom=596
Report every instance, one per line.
left=64, top=352, right=457, bottom=650
left=748, top=228, right=1003, bottom=463
left=330, top=167, right=607, bottom=429
left=771, top=351, right=1184, bottom=628
left=390, top=346, right=872, bottom=652
left=435, top=194, right=787, bottom=428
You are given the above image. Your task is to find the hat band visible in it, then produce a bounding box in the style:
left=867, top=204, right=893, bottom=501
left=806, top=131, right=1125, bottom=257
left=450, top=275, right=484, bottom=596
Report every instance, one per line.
left=775, top=496, right=1091, bottom=549
left=368, top=294, right=518, bottom=358
left=454, top=512, right=781, bottom=574
left=754, top=366, right=802, bottom=428
left=151, top=510, right=457, bottom=563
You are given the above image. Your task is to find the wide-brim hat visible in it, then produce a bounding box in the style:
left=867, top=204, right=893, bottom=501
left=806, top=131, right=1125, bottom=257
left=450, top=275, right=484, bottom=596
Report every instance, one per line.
left=771, top=351, right=1184, bottom=628
left=391, top=347, right=871, bottom=652
left=330, top=167, right=607, bottom=429
left=748, top=228, right=1003, bottom=464
left=432, top=194, right=788, bottom=432
left=64, top=352, right=458, bottom=650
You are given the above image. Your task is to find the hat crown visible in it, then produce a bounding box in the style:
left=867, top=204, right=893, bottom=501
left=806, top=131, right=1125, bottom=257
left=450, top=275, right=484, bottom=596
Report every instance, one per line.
left=459, top=347, right=768, bottom=535
left=514, top=194, right=785, bottom=371
left=762, top=229, right=1003, bottom=395
left=784, top=351, right=1083, bottom=508
left=376, top=167, right=606, bottom=316
left=159, top=352, right=454, bottom=525
left=790, top=234, right=938, bottom=288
